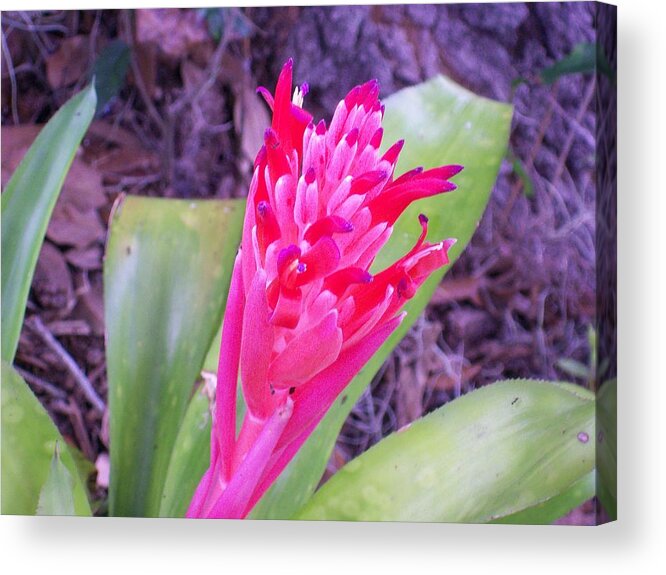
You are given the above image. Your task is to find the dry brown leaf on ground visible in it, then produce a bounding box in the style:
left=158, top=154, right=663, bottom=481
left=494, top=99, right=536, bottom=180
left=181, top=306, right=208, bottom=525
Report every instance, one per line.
left=235, top=77, right=271, bottom=175
left=431, top=364, right=483, bottom=393
left=73, top=277, right=105, bottom=337
left=1, top=124, right=42, bottom=159
left=132, top=41, right=159, bottom=99
left=135, top=9, right=210, bottom=62
left=88, top=120, right=149, bottom=151
left=2, top=126, right=106, bottom=211
left=64, top=245, right=103, bottom=271
left=218, top=53, right=271, bottom=175
left=33, top=242, right=74, bottom=312
left=60, top=159, right=107, bottom=211
left=432, top=276, right=485, bottom=306
left=179, top=61, right=205, bottom=100
left=47, top=203, right=105, bottom=249
left=86, top=121, right=160, bottom=177
left=46, top=35, right=89, bottom=90
left=1, top=124, right=42, bottom=185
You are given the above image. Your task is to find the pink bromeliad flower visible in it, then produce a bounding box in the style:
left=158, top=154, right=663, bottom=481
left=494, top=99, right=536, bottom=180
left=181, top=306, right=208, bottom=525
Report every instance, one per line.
left=187, top=59, right=462, bottom=519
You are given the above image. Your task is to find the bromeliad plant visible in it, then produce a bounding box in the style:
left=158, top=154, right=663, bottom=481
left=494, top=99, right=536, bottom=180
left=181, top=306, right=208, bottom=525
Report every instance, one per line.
left=1, top=61, right=611, bottom=522
left=188, top=60, right=461, bottom=518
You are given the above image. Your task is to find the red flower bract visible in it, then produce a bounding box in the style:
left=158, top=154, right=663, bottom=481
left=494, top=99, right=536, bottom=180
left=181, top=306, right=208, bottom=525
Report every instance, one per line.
left=187, top=59, right=462, bottom=519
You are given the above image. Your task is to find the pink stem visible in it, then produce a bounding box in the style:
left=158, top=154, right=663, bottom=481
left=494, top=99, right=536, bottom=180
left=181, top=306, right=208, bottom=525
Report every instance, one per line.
left=215, top=253, right=245, bottom=481
left=232, top=414, right=265, bottom=473
left=244, top=315, right=404, bottom=513
left=185, top=466, right=213, bottom=518
left=245, top=419, right=319, bottom=514
left=206, top=398, right=294, bottom=519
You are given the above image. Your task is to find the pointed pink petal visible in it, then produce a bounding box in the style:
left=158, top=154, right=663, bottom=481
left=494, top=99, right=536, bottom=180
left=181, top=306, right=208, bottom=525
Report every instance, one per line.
left=381, top=139, right=404, bottom=166
left=295, top=236, right=341, bottom=286
left=370, top=127, right=384, bottom=149
left=270, top=285, right=302, bottom=329
left=343, top=285, right=395, bottom=348
left=323, top=267, right=372, bottom=298
left=274, top=175, right=298, bottom=244
left=349, top=170, right=388, bottom=196
left=277, top=314, right=404, bottom=449
left=288, top=103, right=313, bottom=157
left=269, top=310, right=343, bottom=386
left=264, top=128, right=292, bottom=182
left=368, top=165, right=462, bottom=225
left=327, top=128, right=358, bottom=182
left=272, top=59, right=294, bottom=148
left=304, top=215, right=354, bottom=245
left=407, top=238, right=456, bottom=280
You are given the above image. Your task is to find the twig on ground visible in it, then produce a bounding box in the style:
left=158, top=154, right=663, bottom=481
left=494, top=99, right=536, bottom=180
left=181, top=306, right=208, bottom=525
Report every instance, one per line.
left=501, top=84, right=558, bottom=221
left=1, top=28, right=20, bottom=124
left=15, top=366, right=67, bottom=400
left=552, top=77, right=596, bottom=187
left=51, top=397, right=96, bottom=460
left=26, top=315, right=106, bottom=413
left=120, top=10, right=165, bottom=137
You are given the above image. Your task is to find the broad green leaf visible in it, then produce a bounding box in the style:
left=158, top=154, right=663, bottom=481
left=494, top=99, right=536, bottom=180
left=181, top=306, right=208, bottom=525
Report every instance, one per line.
left=202, top=324, right=223, bottom=373
left=160, top=372, right=247, bottom=517
left=1, top=362, right=91, bottom=516
left=296, top=380, right=595, bottom=522
left=1, top=84, right=96, bottom=363
left=93, top=40, right=131, bottom=115
left=597, top=378, right=617, bottom=520
left=159, top=385, right=211, bottom=518
left=36, top=442, right=76, bottom=516
left=491, top=471, right=595, bottom=525
left=250, top=75, right=513, bottom=518
left=105, top=196, right=244, bottom=517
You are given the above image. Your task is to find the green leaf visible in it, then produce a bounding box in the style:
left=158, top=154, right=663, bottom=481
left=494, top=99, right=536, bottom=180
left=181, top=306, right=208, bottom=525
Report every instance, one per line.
left=250, top=75, right=513, bottom=519
left=159, top=384, right=211, bottom=518
left=1, top=84, right=96, bottom=363
left=507, top=151, right=535, bottom=198
left=1, top=362, right=91, bottom=516
left=151, top=278, right=248, bottom=518
left=36, top=442, right=77, bottom=516
left=92, top=40, right=131, bottom=115
left=105, top=196, right=244, bottom=517
left=491, top=471, right=595, bottom=525
left=541, top=42, right=596, bottom=84
left=597, top=378, right=617, bottom=520
left=296, top=380, right=595, bottom=522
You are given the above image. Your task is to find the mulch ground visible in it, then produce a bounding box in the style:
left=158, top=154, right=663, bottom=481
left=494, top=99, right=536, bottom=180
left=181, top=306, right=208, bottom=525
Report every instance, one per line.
left=2, top=6, right=601, bottom=524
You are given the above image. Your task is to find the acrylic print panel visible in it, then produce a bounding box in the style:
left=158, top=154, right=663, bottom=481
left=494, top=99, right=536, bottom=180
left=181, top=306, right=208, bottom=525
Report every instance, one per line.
left=1, top=2, right=616, bottom=525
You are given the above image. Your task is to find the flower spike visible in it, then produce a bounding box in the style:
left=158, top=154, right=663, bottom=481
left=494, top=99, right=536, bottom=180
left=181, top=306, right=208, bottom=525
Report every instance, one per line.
left=188, top=59, right=462, bottom=519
